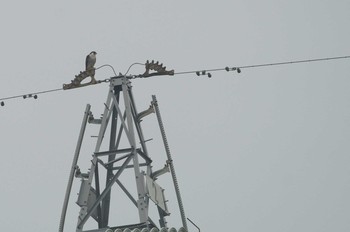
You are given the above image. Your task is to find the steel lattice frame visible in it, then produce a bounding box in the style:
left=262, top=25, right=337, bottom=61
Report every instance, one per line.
left=59, top=76, right=187, bottom=232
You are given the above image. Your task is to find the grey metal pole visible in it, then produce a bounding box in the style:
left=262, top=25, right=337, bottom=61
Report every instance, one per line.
left=59, top=104, right=91, bottom=232
left=152, top=95, right=188, bottom=231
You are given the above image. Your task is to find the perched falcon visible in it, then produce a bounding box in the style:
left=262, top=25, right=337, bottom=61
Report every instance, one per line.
left=85, top=51, right=97, bottom=71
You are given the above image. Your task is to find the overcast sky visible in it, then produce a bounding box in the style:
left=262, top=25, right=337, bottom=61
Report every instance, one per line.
left=1, top=1, right=350, bottom=232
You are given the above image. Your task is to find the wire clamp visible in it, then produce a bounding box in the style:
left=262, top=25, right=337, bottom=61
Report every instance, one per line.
left=225, top=66, right=241, bottom=73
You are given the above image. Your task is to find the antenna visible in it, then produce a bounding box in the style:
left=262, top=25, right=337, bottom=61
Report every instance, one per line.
left=59, top=63, right=188, bottom=232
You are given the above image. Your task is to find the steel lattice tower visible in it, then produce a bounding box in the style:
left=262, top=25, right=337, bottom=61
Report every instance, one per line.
left=59, top=75, right=187, bottom=232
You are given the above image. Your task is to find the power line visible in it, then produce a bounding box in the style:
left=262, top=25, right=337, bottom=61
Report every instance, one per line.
left=239, top=55, right=350, bottom=69
left=174, top=55, right=350, bottom=76
left=1, top=55, right=350, bottom=107
left=0, top=64, right=114, bottom=105
left=0, top=88, right=62, bottom=101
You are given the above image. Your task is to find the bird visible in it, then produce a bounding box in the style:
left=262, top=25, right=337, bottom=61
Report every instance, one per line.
left=85, top=51, right=97, bottom=71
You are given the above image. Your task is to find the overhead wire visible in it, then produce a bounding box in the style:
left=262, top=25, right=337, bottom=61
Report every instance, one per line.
left=1, top=55, right=350, bottom=107
left=96, top=64, right=117, bottom=76
left=0, top=64, right=121, bottom=106
left=124, top=62, right=144, bottom=76
left=239, top=55, right=350, bottom=69
left=0, top=88, right=62, bottom=102
left=174, top=55, right=350, bottom=76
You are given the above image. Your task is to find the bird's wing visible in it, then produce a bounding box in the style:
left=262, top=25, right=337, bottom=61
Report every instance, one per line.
left=85, top=55, right=90, bottom=70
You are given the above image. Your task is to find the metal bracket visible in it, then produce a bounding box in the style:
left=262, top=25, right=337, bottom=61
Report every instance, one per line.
left=137, top=104, right=155, bottom=121
left=88, top=112, right=102, bottom=124
left=151, top=164, right=170, bottom=180
left=75, top=166, right=89, bottom=179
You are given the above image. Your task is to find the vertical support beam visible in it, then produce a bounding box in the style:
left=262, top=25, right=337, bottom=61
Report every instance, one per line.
left=59, top=104, right=91, bottom=232
left=102, top=85, right=122, bottom=227
left=128, top=88, right=150, bottom=159
left=152, top=95, right=188, bottom=231
left=121, top=77, right=148, bottom=223
left=94, top=162, right=102, bottom=228
left=77, top=85, right=115, bottom=231
left=128, top=87, right=153, bottom=221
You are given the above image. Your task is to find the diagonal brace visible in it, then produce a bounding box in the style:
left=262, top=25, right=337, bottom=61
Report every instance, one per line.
left=78, top=154, right=133, bottom=229
left=111, top=93, right=133, bottom=145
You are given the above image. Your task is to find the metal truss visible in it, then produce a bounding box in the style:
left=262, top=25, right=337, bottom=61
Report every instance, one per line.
left=59, top=76, right=187, bottom=232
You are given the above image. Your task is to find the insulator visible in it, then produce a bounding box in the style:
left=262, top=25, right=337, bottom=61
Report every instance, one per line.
left=150, top=228, right=159, bottom=232
left=201, top=70, right=206, bottom=75
left=1, top=101, right=4, bottom=106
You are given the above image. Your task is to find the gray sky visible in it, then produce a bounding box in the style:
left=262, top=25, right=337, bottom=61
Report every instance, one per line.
left=1, top=1, right=350, bottom=231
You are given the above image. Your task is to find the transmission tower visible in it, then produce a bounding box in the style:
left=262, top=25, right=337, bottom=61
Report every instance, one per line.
left=59, top=68, right=188, bottom=232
